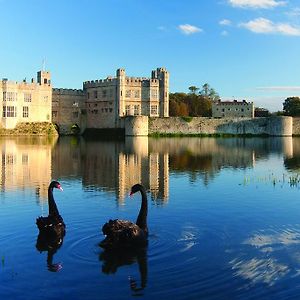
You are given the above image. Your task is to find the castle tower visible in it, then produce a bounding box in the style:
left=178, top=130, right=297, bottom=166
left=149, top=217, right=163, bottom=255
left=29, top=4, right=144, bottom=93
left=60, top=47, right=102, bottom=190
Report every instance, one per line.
left=37, top=71, right=51, bottom=85
left=153, top=67, right=169, bottom=117
left=116, top=68, right=126, bottom=117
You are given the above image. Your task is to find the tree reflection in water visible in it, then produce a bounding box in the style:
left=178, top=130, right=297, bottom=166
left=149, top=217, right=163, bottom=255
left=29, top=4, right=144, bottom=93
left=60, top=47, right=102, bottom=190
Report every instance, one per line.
left=36, top=231, right=65, bottom=272
left=99, top=246, right=148, bottom=296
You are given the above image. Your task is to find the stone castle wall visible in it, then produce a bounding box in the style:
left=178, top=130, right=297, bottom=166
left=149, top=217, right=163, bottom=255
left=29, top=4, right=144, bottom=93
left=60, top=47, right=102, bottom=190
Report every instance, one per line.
left=292, top=117, right=300, bottom=135
left=149, top=116, right=293, bottom=136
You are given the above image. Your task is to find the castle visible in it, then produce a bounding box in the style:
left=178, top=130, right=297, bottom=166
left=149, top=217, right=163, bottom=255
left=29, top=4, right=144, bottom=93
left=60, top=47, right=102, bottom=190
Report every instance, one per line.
left=0, top=71, right=52, bottom=129
left=0, top=67, right=169, bottom=134
left=52, top=67, right=169, bottom=134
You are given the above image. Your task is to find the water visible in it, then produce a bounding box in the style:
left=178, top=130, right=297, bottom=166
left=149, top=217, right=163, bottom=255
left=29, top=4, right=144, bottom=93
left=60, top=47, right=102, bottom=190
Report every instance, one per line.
left=1, top=136, right=300, bottom=299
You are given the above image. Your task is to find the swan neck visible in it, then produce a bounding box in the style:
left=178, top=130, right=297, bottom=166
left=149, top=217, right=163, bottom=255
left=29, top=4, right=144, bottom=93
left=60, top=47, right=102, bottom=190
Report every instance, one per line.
left=136, top=188, right=148, bottom=231
left=48, top=186, right=59, bottom=216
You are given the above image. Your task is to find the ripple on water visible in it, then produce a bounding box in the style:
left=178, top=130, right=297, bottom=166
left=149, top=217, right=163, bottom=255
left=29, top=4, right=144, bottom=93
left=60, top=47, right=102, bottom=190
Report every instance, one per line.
left=66, top=232, right=100, bottom=266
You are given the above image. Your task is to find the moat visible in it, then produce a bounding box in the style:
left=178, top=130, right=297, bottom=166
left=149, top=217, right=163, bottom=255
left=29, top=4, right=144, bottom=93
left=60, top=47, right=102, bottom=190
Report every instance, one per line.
left=1, top=136, right=300, bottom=299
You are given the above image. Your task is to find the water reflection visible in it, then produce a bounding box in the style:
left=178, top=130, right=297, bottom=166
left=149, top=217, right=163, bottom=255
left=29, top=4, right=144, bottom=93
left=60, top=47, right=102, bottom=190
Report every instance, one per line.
left=99, top=246, right=148, bottom=296
left=230, top=226, right=300, bottom=287
left=0, top=136, right=299, bottom=202
left=36, top=230, right=65, bottom=272
left=0, top=136, right=57, bottom=199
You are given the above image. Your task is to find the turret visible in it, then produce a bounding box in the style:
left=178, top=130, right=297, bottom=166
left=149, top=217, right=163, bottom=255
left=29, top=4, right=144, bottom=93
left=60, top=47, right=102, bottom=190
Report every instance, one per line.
left=116, top=68, right=126, bottom=117
left=152, top=67, right=169, bottom=117
left=37, top=71, right=51, bottom=85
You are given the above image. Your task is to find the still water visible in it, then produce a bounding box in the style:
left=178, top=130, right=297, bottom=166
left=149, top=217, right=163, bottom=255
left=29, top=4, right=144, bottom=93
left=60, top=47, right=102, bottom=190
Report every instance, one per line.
left=1, top=136, right=300, bottom=299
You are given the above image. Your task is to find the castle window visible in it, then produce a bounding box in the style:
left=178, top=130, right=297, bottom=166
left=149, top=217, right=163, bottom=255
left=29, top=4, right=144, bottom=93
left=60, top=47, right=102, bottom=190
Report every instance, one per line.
left=151, top=89, right=158, bottom=99
left=134, top=90, right=140, bottom=98
left=109, top=108, right=113, bottom=113
left=3, top=106, right=17, bottom=117
left=3, top=92, right=17, bottom=101
left=241, top=108, right=244, bottom=112
left=134, top=105, right=140, bottom=115
left=102, top=90, right=107, bottom=98
left=24, top=93, right=32, bottom=102
left=109, top=89, right=113, bottom=98
left=23, top=106, right=29, bottom=118
left=125, top=90, right=131, bottom=98
left=125, top=105, right=130, bottom=115
left=52, top=111, right=58, bottom=118
left=151, top=105, right=158, bottom=116
left=87, top=92, right=90, bottom=99
left=94, top=91, right=98, bottom=98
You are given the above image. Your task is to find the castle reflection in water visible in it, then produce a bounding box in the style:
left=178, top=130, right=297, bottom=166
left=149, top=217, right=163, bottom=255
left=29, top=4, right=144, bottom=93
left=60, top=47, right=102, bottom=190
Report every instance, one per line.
left=0, top=136, right=299, bottom=202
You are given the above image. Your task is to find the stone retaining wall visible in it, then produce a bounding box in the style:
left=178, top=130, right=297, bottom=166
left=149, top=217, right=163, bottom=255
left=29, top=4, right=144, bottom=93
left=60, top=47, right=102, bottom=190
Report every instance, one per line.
left=149, top=116, right=293, bottom=136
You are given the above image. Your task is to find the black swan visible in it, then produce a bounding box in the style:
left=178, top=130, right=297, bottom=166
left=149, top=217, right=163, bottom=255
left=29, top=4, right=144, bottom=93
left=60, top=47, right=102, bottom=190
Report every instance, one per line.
left=100, top=184, right=148, bottom=249
left=36, top=181, right=65, bottom=237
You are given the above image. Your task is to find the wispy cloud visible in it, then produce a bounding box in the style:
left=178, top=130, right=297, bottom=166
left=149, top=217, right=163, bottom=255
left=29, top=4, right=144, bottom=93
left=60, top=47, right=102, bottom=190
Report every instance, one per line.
left=256, top=86, right=300, bottom=91
left=286, top=7, right=300, bottom=17
left=221, top=30, right=229, bottom=36
left=157, top=26, right=167, bottom=32
left=228, top=0, right=286, bottom=9
left=239, top=18, right=300, bottom=36
left=178, top=24, right=203, bottom=35
left=219, top=19, right=232, bottom=26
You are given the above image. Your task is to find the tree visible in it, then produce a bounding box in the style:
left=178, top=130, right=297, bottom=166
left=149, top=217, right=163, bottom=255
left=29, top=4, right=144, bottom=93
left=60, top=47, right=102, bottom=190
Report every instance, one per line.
left=188, top=86, right=199, bottom=94
left=199, top=83, right=220, bottom=101
left=283, top=97, right=300, bottom=116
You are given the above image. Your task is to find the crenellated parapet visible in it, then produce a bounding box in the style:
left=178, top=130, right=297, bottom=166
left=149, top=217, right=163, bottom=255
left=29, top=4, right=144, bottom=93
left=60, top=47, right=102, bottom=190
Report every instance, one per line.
left=83, top=77, right=118, bottom=88
left=53, top=88, right=85, bottom=96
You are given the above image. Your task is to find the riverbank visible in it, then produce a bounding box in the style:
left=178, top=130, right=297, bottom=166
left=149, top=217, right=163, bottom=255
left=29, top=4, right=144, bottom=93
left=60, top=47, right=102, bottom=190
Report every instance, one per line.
left=0, top=122, right=58, bottom=136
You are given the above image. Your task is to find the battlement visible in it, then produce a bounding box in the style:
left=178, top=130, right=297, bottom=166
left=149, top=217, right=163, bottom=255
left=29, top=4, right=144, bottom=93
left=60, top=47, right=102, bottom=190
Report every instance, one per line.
left=53, top=88, right=85, bottom=95
left=83, top=76, right=118, bottom=87
left=1, top=79, right=49, bottom=88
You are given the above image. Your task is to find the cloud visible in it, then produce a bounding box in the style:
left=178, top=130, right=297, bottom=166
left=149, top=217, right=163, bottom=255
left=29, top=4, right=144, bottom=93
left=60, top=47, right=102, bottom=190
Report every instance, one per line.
left=178, top=24, right=203, bottom=35
left=256, top=86, right=300, bottom=91
left=228, top=0, right=286, bottom=9
left=157, top=26, right=167, bottom=32
left=286, top=7, right=300, bottom=17
left=219, top=19, right=232, bottom=26
left=239, top=18, right=300, bottom=36
left=221, top=30, right=229, bottom=36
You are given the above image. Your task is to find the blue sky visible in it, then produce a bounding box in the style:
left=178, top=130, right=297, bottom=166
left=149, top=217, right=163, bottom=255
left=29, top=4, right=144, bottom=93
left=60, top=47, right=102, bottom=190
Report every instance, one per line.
left=1, top=0, right=300, bottom=112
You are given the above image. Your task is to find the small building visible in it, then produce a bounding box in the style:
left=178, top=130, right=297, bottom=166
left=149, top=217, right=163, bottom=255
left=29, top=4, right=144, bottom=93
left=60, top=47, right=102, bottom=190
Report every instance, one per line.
left=255, top=107, right=270, bottom=117
left=212, top=99, right=254, bottom=118
left=0, top=71, right=52, bottom=129
left=52, top=88, right=86, bottom=134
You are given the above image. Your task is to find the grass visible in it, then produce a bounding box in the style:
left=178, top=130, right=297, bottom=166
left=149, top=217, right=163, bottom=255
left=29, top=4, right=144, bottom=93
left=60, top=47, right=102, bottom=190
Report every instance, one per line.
left=149, top=132, right=253, bottom=138
left=241, top=172, right=300, bottom=188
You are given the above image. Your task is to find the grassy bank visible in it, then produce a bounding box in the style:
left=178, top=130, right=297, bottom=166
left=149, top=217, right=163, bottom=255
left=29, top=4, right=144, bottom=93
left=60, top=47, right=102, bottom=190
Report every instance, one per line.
left=0, top=122, right=58, bottom=136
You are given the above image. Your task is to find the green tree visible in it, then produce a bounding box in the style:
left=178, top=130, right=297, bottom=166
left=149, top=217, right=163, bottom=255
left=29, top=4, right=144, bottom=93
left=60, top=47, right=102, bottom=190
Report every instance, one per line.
left=188, top=86, right=199, bottom=94
left=283, top=97, right=300, bottom=116
left=199, top=83, right=220, bottom=101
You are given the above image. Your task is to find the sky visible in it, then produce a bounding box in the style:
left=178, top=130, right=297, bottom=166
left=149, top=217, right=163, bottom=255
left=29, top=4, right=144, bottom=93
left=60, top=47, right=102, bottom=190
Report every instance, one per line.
left=0, top=0, right=300, bottom=112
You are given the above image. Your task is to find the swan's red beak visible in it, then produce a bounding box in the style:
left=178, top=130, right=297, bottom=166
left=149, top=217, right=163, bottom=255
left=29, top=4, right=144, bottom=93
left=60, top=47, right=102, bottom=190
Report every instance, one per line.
left=57, top=185, right=63, bottom=192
